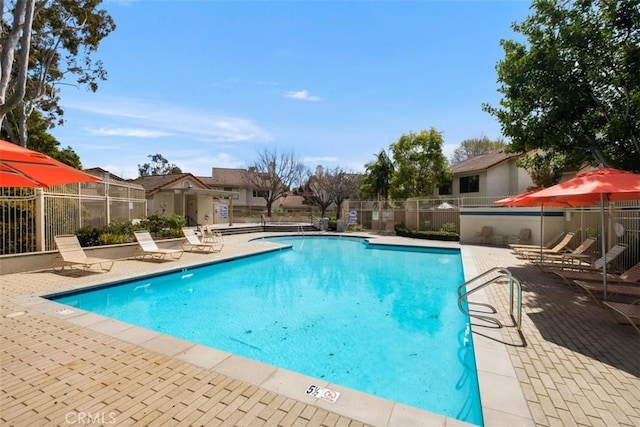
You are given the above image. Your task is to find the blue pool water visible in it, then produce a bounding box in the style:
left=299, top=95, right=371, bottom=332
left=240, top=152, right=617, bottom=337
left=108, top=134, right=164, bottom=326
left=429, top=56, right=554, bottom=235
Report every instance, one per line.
left=50, top=236, right=483, bottom=425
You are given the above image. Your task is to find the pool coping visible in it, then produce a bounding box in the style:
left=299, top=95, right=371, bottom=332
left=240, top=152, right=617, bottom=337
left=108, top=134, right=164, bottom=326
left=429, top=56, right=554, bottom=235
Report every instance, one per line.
left=6, top=233, right=533, bottom=426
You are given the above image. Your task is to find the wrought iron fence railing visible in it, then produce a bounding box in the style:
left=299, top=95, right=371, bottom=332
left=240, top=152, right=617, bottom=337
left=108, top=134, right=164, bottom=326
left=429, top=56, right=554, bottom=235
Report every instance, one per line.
left=1, top=181, right=146, bottom=254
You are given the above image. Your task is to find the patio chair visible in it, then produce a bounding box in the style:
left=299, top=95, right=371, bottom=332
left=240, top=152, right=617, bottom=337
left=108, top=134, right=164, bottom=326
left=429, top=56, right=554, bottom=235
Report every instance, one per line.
left=509, top=231, right=565, bottom=251
left=474, top=226, right=493, bottom=244
left=182, top=228, right=223, bottom=253
left=526, top=237, right=596, bottom=264
left=543, top=244, right=629, bottom=284
left=54, top=235, right=114, bottom=272
left=575, top=282, right=640, bottom=304
left=201, top=224, right=224, bottom=244
left=134, top=231, right=184, bottom=261
left=571, top=262, right=640, bottom=302
left=603, top=300, right=640, bottom=334
left=513, top=232, right=575, bottom=257
left=508, top=228, right=531, bottom=245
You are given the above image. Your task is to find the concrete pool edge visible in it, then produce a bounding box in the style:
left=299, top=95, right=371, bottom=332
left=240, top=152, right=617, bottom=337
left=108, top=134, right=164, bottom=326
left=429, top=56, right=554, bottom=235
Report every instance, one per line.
left=459, top=246, right=534, bottom=426
left=7, top=234, right=534, bottom=426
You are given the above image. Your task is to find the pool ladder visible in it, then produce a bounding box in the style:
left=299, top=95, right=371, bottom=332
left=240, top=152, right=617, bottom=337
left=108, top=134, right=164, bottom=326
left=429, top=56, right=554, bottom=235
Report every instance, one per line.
left=457, top=267, right=522, bottom=331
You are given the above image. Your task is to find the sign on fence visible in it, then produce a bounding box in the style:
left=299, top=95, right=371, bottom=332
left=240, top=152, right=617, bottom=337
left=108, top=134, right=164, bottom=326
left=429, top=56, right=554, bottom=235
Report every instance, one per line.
left=347, top=210, right=358, bottom=225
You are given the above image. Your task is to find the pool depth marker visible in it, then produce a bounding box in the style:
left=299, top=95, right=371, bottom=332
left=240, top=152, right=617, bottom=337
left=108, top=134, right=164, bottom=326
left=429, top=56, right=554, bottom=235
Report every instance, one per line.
left=305, top=384, right=340, bottom=403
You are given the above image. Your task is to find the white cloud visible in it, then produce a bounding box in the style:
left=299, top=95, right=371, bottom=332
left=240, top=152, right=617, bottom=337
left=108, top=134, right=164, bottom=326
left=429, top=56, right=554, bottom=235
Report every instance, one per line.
left=284, top=90, right=321, bottom=102
left=89, top=127, right=172, bottom=138
left=62, top=97, right=273, bottom=143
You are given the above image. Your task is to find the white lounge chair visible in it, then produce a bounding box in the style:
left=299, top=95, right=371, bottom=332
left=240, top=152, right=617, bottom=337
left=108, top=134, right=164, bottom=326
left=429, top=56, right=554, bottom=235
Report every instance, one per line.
left=134, top=231, right=183, bottom=261
left=54, top=235, right=114, bottom=272
left=182, top=228, right=223, bottom=253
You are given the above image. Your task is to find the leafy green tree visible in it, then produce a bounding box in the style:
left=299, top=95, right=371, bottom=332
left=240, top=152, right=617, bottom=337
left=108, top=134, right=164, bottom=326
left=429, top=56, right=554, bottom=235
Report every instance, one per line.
left=138, top=154, right=182, bottom=177
left=1, top=0, right=116, bottom=146
left=483, top=0, right=640, bottom=172
left=517, top=151, right=568, bottom=188
left=361, top=149, right=394, bottom=201
left=389, top=128, right=450, bottom=199
left=1, top=109, right=82, bottom=168
left=450, top=137, right=506, bottom=164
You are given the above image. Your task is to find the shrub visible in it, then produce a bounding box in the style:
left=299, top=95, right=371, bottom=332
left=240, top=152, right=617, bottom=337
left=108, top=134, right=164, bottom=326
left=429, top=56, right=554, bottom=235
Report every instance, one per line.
left=99, top=233, right=131, bottom=245
left=395, top=225, right=459, bottom=241
left=440, top=223, right=457, bottom=233
left=166, top=214, right=186, bottom=230
left=75, top=226, right=102, bottom=247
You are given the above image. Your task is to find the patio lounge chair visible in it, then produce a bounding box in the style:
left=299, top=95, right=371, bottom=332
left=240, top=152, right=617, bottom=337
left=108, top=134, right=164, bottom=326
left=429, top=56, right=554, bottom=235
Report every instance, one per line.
left=201, top=224, right=224, bottom=244
left=543, top=244, right=629, bottom=284
left=603, top=300, right=640, bottom=334
left=54, top=235, right=114, bottom=272
left=134, top=231, right=184, bottom=261
left=474, top=226, right=493, bottom=244
left=526, top=237, right=596, bottom=264
left=514, top=232, right=576, bottom=257
left=575, top=282, right=640, bottom=303
left=571, top=262, right=640, bottom=302
left=182, top=228, right=223, bottom=253
left=509, top=231, right=565, bottom=251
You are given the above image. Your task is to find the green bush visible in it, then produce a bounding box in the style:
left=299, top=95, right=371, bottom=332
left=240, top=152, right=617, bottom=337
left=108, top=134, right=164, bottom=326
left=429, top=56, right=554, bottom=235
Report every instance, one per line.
left=99, top=233, right=131, bottom=245
left=395, top=225, right=459, bottom=241
left=166, top=214, right=186, bottom=230
left=75, top=225, right=102, bottom=247
left=440, top=222, right=457, bottom=233
left=75, top=216, right=185, bottom=247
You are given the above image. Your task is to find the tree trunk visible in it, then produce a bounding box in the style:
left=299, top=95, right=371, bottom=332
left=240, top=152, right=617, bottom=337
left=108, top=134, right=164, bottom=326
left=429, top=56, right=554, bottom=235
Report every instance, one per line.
left=0, top=0, right=35, bottom=139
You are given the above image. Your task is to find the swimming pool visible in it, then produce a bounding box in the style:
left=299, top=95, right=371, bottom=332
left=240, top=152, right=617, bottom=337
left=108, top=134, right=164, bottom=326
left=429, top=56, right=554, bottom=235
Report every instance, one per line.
left=50, top=236, right=483, bottom=425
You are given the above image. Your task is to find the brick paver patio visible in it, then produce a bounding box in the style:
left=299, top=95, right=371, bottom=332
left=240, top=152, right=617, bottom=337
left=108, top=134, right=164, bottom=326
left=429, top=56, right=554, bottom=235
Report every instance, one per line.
left=1, top=233, right=638, bottom=426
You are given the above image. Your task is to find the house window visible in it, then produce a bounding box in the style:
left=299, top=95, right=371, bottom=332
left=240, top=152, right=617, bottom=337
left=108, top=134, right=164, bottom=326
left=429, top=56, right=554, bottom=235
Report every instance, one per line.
left=459, top=175, right=479, bottom=193
left=439, top=181, right=452, bottom=195
left=224, top=187, right=233, bottom=192
left=253, top=190, right=269, bottom=198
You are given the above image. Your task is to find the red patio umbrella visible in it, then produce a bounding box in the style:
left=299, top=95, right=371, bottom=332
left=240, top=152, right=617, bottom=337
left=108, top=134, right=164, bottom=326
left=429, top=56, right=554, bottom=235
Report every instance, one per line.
left=520, top=167, right=640, bottom=300
left=0, top=139, right=101, bottom=188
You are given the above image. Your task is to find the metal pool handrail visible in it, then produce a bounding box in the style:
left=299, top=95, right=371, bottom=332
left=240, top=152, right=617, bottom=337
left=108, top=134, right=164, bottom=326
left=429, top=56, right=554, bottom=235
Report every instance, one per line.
left=457, top=267, right=522, bottom=331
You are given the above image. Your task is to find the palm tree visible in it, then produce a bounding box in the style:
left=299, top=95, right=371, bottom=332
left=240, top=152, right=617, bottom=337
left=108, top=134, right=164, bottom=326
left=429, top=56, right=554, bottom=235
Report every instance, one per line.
left=362, top=149, right=394, bottom=202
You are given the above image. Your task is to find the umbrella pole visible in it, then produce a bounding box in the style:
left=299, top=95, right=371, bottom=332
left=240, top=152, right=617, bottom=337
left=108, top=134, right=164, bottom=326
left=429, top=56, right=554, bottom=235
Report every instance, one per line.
left=600, top=193, right=607, bottom=301
left=539, top=203, right=544, bottom=263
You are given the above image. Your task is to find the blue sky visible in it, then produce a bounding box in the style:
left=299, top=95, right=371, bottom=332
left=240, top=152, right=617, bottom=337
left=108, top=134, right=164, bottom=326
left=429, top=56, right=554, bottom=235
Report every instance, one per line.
left=51, top=0, right=532, bottom=179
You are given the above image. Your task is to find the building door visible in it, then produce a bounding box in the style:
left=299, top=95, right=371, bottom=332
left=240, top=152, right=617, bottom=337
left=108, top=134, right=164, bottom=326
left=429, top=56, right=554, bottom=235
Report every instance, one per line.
left=186, top=195, right=198, bottom=226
